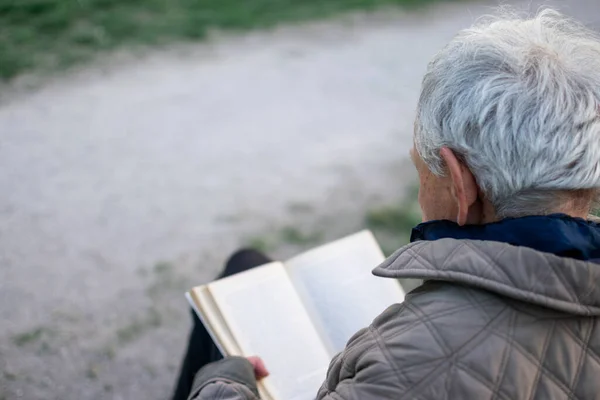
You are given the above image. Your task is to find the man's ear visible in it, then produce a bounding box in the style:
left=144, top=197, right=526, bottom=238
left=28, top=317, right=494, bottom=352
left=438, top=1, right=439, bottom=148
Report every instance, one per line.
left=440, top=147, right=479, bottom=225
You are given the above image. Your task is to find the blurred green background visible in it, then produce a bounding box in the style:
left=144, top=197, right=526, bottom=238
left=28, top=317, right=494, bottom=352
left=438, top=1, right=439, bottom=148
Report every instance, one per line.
left=1, top=0, right=447, bottom=80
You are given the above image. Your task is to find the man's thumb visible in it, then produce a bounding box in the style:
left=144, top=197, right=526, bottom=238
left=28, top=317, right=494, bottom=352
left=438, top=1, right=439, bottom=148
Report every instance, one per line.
left=247, top=356, right=269, bottom=379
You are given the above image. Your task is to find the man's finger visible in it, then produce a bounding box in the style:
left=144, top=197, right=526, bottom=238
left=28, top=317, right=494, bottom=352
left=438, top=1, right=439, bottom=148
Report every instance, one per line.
left=247, top=356, right=269, bottom=379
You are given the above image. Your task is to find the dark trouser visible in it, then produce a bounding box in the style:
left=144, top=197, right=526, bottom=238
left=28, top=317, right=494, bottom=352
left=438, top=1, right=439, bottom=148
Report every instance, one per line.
left=171, top=249, right=272, bottom=400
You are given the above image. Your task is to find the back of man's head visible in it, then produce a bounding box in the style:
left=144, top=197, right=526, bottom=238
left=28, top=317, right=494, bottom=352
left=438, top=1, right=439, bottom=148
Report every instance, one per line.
left=414, top=8, right=600, bottom=218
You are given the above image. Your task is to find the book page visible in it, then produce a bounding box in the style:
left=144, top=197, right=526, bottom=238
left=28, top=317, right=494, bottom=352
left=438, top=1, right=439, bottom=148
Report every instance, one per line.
left=285, top=231, right=405, bottom=355
left=208, top=263, right=331, bottom=400
left=187, top=288, right=274, bottom=400
left=188, top=288, right=240, bottom=356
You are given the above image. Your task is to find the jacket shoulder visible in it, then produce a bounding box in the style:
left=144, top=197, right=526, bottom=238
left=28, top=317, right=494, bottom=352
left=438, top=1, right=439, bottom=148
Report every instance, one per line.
left=374, top=281, right=508, bottom=351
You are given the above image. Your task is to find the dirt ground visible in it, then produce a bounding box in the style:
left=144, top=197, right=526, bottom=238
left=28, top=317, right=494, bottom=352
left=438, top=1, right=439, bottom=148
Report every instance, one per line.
left=1, top=1, right=599, bottom=399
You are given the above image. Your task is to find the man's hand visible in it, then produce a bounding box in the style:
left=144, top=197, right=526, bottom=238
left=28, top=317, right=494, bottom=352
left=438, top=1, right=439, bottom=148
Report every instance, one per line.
left=191, top=357, right=264, bottom=399
left=247, top=356, right=269, bottom=379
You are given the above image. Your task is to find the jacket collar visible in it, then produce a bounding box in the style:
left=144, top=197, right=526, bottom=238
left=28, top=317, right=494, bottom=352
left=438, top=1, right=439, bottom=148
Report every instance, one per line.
left=375, top=215, right=600, bottom=316
left=374, top=238, right=600, bottom=316
left=410, top=214, right=600, bottom=261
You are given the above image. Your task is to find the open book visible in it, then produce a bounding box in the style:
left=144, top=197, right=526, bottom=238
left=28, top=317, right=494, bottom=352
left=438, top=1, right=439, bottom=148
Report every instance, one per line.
left=187, top=231, right=405, bottom=400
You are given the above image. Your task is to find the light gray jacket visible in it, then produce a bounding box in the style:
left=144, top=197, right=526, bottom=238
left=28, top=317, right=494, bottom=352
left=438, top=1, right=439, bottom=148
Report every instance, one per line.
left=189, top=239, right=600, bottom=400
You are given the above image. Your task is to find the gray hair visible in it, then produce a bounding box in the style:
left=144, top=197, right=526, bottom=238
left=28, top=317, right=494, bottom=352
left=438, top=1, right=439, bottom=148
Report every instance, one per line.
left=415, top=8, right=600, bottom=218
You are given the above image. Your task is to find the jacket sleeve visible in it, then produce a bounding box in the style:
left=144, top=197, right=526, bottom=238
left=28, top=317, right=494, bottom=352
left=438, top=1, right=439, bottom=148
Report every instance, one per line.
left=188, top=357, right=261, bottom=400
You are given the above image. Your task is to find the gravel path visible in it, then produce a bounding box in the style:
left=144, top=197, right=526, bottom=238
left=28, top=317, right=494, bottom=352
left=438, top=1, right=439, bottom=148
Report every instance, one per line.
left=1, top=1, right=599, bottom=399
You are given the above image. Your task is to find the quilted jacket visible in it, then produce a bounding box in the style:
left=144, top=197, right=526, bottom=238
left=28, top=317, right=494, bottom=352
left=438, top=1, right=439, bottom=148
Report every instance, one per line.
left=189, top=238, right=600, bottom=400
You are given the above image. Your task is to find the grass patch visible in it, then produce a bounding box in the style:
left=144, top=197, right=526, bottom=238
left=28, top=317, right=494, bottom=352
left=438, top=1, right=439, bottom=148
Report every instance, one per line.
left=144, top=259, right=191, bottom=299
left=85, top=365, right=99, bottom=380
left=153, top=261, right=172, bottom=275
left=101, top=345, right=116, bottom=360
left=116, top=307, right=162, bottom=345
left=366, top=184, right=421, bottom=255
left=366, top=204, right=421, bottom=236
left=1, top=0, right=454, bottom=80
left=244, top=235, right=275, bottom=253
left=3, top=371, right=17, bottom=381
left=280, top=226, right=323, bottom=246
left=243, top=226, right=324, bottom=251
left=11, top=326, right=52, bottom=347
left=36, top=341, right=52, bottom=355
left=287, top=202, right=315, bottom=215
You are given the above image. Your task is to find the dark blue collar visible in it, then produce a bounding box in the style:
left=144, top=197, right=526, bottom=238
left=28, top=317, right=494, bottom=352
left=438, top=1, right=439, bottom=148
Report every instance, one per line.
left=410, top=214, right=600, bottom=261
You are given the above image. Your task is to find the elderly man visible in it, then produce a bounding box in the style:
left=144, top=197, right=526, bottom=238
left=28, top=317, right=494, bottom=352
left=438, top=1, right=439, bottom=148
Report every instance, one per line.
left=178, top=8, right=600, bottom=400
